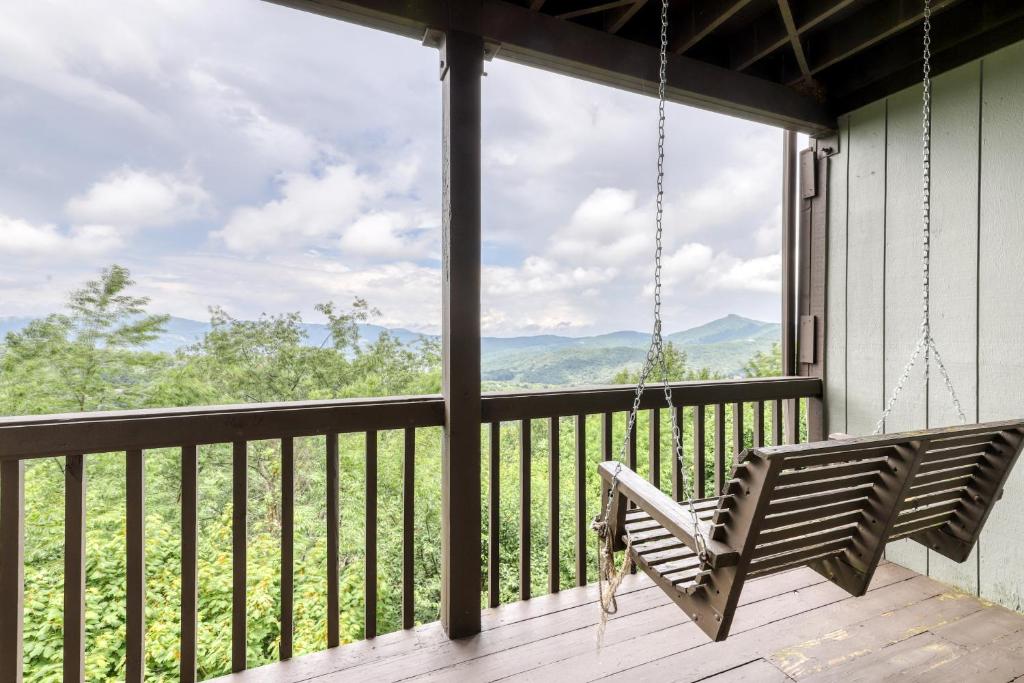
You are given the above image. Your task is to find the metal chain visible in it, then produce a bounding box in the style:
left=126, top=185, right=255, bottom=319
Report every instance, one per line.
left=596, top=0, right=709, bottom=566
left=875, top=0, right=966, bottom=435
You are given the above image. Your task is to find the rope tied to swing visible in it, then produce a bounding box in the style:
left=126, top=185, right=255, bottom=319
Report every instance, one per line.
left=592, top=0, right=710, bottom=646
left=875, top=0, right=967, bottom=435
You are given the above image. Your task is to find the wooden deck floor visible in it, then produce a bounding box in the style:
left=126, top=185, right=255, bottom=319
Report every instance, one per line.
left=214, top=561, right=1024, bottom=682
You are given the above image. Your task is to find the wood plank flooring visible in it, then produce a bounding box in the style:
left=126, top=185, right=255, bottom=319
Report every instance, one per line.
left=211, top=562, right=1024, bottom=682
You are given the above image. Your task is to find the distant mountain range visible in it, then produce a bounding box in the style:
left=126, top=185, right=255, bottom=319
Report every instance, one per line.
left=0, top=313, right=779, bottom=385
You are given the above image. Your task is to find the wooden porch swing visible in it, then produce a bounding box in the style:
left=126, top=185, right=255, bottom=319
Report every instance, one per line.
left=592, top=0, right=1024, bottom=643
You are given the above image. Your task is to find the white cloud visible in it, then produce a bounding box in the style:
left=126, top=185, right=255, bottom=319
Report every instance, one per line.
left=0, top=214, right=122, bottom=257
left=66, top=168, right=209, bottom=228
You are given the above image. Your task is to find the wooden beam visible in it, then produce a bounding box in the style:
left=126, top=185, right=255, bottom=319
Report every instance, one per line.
left=529, top=0, right=545, bottom=10
left=607, top=0, right=646, bottom=34
left=671, top=0, right=755, bottom=55
left=0, top=460, right=24, bottom=683
left=64, top=455, right=86, bottom=683
left=265, top=0, right=835, bottom=134
left=776, top=0, right=811, bottom=80
left=557, top=0, right=635, bottom=21
left=439, top=27, right=483, bottom=639
left=731, top=0, right=858, bottom=71
left=126, top=450, right=145, bottom=682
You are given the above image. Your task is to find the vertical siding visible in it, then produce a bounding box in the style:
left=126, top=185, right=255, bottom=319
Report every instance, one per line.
left=826, top=39, right=1024, bottom=611
left=978, top=40, right=1024, bottom=610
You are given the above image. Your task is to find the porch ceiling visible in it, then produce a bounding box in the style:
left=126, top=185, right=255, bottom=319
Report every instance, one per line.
left=267, top=0, right=1024, bottom=134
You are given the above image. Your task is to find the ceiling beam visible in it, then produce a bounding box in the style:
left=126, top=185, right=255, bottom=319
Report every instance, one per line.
left=790, top=0, right=964, bottom=84
left=776, top=0, right=811, bottom=80
left=671, top=0, right=755, bottom=55
left=265, top=0, right=835, bottom=133
left=730, top=0, right=858, bottom=71
left=557, top=0, right=636, bottom=22
left=607, top=0, right=647, bottom=34
left=530, top=0, right=545, bottom=10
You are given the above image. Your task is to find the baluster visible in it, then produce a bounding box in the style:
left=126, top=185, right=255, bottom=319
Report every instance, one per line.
left=0, top=459, right=24, bottom=682
left=574, top=414, right=586, bottom=588
left=366, top=431, right=378, bottom=639
left=601, top=412, right=613, bottom=461
left=64, top=454, right=85, bottom=683
left=280, top=438, right=294, bottom=659
left=671, top=406, right=684, bottom=501
left=232, top=441, right=247, bottom=672
left=649, top=408, right=661, bottom=489
left=732, top=402, right=744, bottom=458
left=693, top=405, right=706, bottom=498
left=714, top=404, right=727, bottom=494
left=180, top=445, right=198, bottom=683
left=126, top=449, right=145, bottom=681
left=754, top=401, right=766, bottom=447
left=548, top=417, right=559, bottom=595
left=772, top=399, right=783, bottom=445
left=404, top=428, right=417, bottom=626
left=488, top=423, right=500, bottom=609
left=626, top=414, right=637, bottom=471
left=326, top=433, right=339, bottom=647
left=519, top=420, right=531, bottom=601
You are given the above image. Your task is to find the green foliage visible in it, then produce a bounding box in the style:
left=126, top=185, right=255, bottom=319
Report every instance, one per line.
left=4, top=265, right=792, bottom=680
left=610, top=342, right=723, bottom=384
left=742, top=342, right=783, bottom=378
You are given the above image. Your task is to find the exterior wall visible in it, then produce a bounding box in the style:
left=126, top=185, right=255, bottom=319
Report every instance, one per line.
left=825, top=38, right=1024, bottom=611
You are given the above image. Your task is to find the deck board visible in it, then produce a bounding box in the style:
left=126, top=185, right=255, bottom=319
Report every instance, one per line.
left=210, top=562, right=1024, bottom=683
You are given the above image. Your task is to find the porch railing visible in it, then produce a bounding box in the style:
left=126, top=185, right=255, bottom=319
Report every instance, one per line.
left=0, top=376, right=820, bottom=682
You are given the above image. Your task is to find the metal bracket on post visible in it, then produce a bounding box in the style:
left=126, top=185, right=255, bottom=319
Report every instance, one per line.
left=424, top=28, right=499, bottom=80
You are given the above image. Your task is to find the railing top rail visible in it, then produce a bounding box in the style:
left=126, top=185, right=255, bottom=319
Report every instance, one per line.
left=0, top=376, right=820, bottom=461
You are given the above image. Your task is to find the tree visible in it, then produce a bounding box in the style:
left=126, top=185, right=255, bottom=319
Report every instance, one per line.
left=742, top=342, right=782, bottom=378
left=611, top=341, right=722, bottom=384
left=1, top=265, right=168, bottom=413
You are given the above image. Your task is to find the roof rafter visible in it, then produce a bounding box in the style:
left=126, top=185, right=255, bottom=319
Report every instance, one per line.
left=607, top=0, right=647, bottom=34
left=731, top=0, right=858, bottom=72
left=557, top=0, right=637, bottom=22
left=671, top=0, right=754, bottom=55
left=776, top=0, right=811, bottom=80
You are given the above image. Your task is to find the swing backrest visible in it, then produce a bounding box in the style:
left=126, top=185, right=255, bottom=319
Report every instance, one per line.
left=599, top=418, right=1024, bottom=642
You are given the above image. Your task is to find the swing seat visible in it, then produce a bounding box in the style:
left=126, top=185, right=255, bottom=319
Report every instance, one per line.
left=599, top=419, right=1024, bottom=641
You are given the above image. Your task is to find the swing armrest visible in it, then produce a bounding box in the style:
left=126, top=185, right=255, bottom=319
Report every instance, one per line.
left=598, top=461, right=739, bottom=569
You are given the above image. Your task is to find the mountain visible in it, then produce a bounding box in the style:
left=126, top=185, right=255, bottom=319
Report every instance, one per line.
left=0, top=313, right=779, bottom=385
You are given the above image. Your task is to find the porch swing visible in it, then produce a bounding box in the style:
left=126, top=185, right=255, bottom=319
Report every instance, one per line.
left=593, top=0, right=1024, bottom=643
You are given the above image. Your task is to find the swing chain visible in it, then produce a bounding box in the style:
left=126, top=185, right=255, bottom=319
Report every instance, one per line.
left=874, top=0, right=966, bottom=435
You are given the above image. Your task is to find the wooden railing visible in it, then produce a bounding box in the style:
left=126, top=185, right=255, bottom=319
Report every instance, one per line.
left=0, top=376, right=820, bottom=681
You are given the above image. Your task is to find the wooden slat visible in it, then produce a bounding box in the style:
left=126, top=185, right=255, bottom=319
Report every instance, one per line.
left=232, top=441, right=247, bottom=672
left=732, top=402, right=744, bottom=456
left=0, top=459, right=24, bottom=683
left=574, top=415, right=586, bottom=587
left=906, top=474, right=973, bottom=498
left=126, top=449, right=145, bottom=681
left=756, top=510, right=864, bottom=545
left=627, top=413, right=637, bottom=471
left=64, top=454, right=85, bottom=683
left=917, top=452, right=985, bottom=475
left=772, top=399, right=783, bottom=445
left=772, top=471, right=880, bottom=501
left=326, top=433, right=339, bottom=647
left=548, top=417, right=559, bottom=594
left=920, top=441, right=991, bottom=462
left=693, top=405, right=706, bottom=498
left=767, top=484, right=871, bottom=515
left=280, top=438, right=294, bottom=659
left=777, top=444, right=895, bottom=469
left=366, top=431, right=378, bottom=639
left=714, top=404, right=726, bottom=494
left=520, top=420, right=531, bottom=601
left=778, top=458, right=885, bottom=485
left=753, top=524, right=856, bottom=559
left=488, top=423, right=500, bottom=609
left=762, top=497, right=866, bottom=530
left=754, top=401, right=765, bottom=447
left=601, top=412, right=612, bottom=461
left=911, top=463, right=979, bottom=486
left=747, top=543, right=847, bottom=577
left=180, top=446, right=198, bottom=683
left=649, top=408, right=660, bottom=489
left=895, top=500, right=961, bottom=527
left=671, top=406, right=684, bottom=501
left=404, top=429, right=416, bottom=627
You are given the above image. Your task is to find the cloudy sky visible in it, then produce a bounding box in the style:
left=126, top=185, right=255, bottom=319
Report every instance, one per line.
left=0, top=0, right=787, bottom=337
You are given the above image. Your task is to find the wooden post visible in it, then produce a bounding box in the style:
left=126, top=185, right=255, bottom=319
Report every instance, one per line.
left=439, top=27, right=483, bottom=639
left=782, top=130, right=800, bottom=444
left=64, top=455, right=86, bottom=683
left=0, top=460, right=24, bottom=682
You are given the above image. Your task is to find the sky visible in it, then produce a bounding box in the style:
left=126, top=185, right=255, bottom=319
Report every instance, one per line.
left=0, top=0, right=787, bottom=337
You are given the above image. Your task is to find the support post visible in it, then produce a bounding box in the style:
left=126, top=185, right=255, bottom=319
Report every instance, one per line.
left=781, top=130, right=800, bottom=443
left=0, top=460, right=24, bottom=682
left=439, top=27, right=483, bottom=639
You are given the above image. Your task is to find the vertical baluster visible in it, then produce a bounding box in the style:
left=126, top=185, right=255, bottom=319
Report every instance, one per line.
left=548, top=417, right=559, bottom=595
left=649, top=408, right=661, bottom=489
left=772, top=399, right=783, bottom=445
left=0, top=459, right=24, bottom=682
left=785, top=398, right=799, bottom=445
left=126, top=449, right=145, bottom=682
left=180, top=446, right=198, bottom=683
left=488, top=423, right=500, bottom=609
left=574, top=414, right=586, bottom=588
left=365, top=431, right=378, bottom=639
left=601, top=412, right=612, bottom=461
left=232, top=441, right=247, bottom=672
left=671, top=406, right=684, bottom=501
left=732, top=402, right=744, bottom=458
left=64, top=454, right=85, bottom=683
left=404, top=428, right=417, bottom=627
left=626, top=414, right=637, bottom=471
left=519, top=419, right=531, bottom=601
left=714, top=404, right=727, bottom=494
left=793, top=399, right=803, bottom=444
left=693, top=405, right=706, bottom=498
left=280, top=438, right=294, bottom=660
left=754, top=401, right=766, bottom=447
left=326, top=433, right=339, bottom=647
